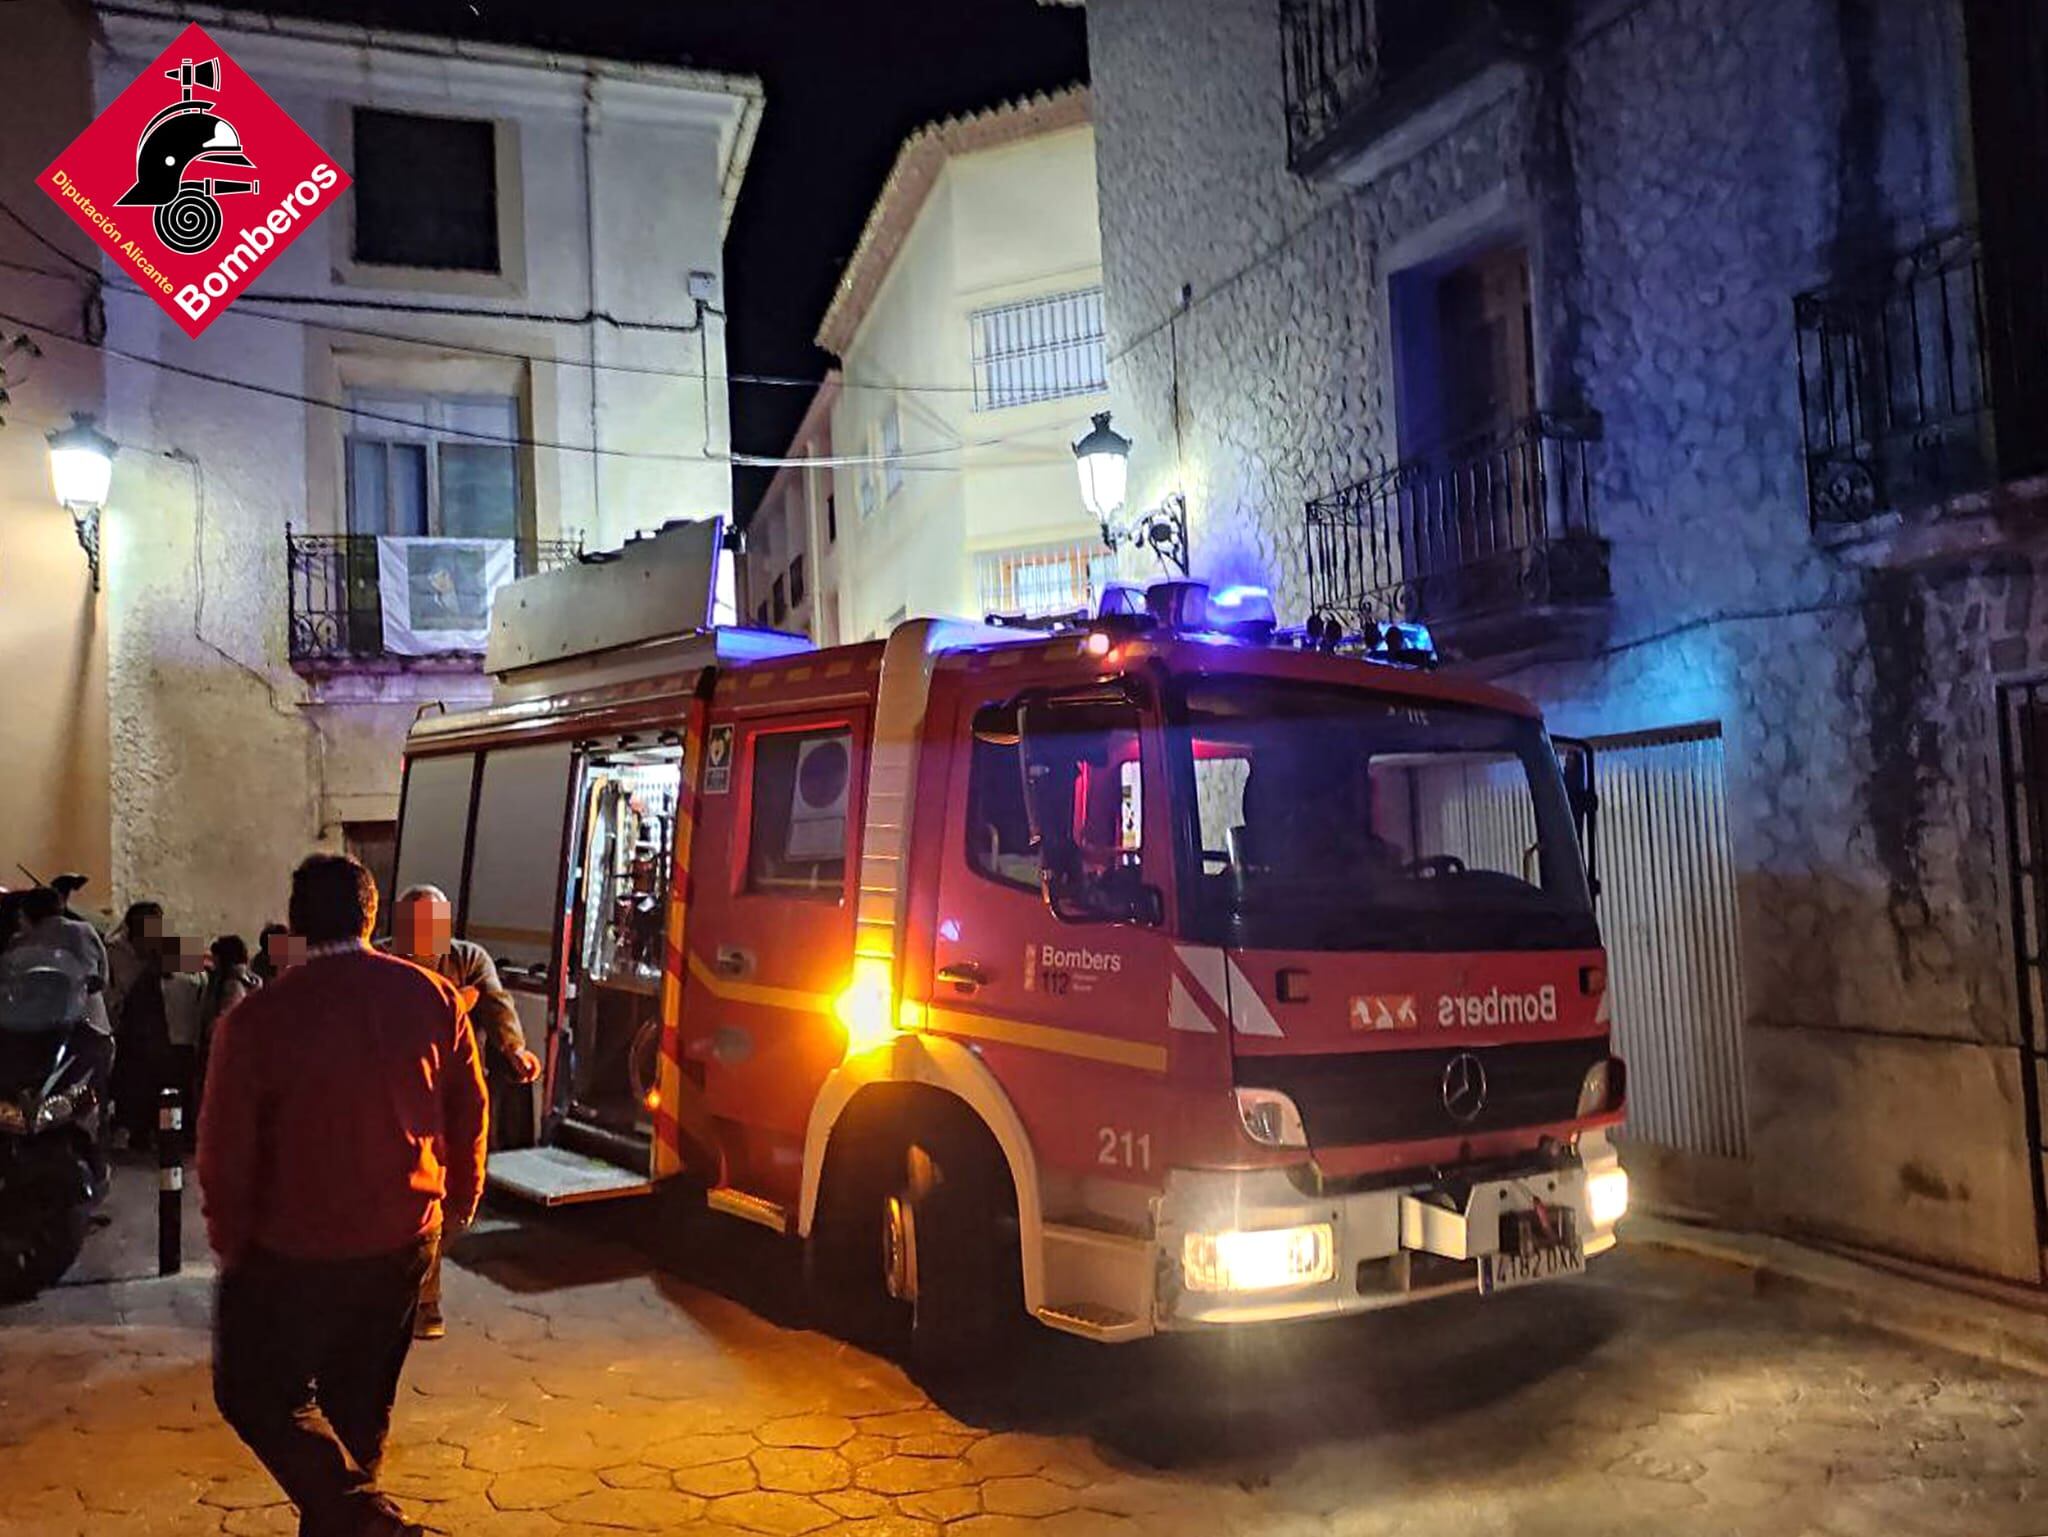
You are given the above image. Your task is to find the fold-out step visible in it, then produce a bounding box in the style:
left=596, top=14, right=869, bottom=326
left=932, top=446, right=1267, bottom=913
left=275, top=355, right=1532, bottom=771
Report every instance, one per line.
left=487, top=1146, right=654, bottom=1206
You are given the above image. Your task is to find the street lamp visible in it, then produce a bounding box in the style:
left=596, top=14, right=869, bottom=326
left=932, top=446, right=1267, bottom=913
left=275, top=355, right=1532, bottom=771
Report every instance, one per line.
left=47, top=413, right=115, bottom=592
left=1072, top=411, right=1130, bottom=526
left=1073, top=411, right=1189, bottom=578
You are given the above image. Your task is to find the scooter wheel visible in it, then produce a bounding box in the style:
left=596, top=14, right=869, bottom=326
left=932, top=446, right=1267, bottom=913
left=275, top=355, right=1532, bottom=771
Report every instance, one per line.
left=0, top=1200, right=91, bottom=1302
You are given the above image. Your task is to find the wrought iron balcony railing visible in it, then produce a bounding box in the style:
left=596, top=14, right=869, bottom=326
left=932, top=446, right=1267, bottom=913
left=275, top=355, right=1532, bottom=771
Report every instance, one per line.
left=1794, top=226, right=2044, bottom=527
left=1280, top=0, right=1558, bottom=176
left=286, top=531, right=581, bottom=665
left=1304, top=414, right=1609, bottom=641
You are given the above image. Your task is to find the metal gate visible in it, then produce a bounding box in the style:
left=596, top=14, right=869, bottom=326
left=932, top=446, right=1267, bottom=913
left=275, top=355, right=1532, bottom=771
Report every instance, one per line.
left=1995, top=682, right=2048, bottom=1252
left=1592, top=725, right=1749, bottom=1158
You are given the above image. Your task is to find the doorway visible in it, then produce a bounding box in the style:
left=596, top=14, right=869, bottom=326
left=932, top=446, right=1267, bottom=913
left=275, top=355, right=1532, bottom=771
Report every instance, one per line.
left=343, top=820, right=397, bottom=911
left=1996, top=681, right=2048, bottom=1265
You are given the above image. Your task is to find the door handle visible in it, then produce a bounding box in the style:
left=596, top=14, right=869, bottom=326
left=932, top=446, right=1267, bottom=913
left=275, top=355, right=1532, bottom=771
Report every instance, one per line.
left=937, top=961, right=988, bottom=994
left=714, top=945, right=753, bottom=979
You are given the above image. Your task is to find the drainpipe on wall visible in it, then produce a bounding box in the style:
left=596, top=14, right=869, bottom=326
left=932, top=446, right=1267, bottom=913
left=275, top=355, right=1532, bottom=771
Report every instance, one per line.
left=582, top=72, right=604, bottom=544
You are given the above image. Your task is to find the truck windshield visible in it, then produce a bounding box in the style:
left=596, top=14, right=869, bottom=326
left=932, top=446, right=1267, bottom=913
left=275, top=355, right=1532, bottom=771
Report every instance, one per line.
left=1172, top=677, right=1596, bottom=952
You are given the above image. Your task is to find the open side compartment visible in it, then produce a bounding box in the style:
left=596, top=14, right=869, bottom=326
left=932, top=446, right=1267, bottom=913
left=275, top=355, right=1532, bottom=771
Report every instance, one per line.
left=531, top=743, right=684, bottom=1187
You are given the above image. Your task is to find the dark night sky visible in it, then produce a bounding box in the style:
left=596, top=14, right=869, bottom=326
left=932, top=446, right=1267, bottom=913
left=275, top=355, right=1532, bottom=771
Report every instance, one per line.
left=246, top=0, right=1090, bottom=520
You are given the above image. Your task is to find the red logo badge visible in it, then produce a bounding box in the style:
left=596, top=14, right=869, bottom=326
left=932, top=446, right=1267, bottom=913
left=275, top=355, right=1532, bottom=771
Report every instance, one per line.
left=36, top=23, right=349, bottom=338
left=1349, top=994, right=1418, bottom=1032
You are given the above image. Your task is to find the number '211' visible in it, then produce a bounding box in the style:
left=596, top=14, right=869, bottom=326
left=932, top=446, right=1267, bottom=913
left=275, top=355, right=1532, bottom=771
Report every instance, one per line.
left=1097, top=1127, right=1152, bottom=1170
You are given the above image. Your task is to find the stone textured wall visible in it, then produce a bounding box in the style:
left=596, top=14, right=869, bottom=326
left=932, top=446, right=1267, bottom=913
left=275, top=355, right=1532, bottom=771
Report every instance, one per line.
left=1088, top=0, right=2043, bottom=1278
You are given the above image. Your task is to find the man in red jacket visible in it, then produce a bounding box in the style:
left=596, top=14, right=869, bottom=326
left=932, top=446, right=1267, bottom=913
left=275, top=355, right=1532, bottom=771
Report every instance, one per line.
left=200, top=854, right=488, bottom=1537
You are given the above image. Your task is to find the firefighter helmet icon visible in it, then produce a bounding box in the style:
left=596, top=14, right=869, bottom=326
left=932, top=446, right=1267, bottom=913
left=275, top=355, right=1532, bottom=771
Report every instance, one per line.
left=114, top=57, right=258, bottom=254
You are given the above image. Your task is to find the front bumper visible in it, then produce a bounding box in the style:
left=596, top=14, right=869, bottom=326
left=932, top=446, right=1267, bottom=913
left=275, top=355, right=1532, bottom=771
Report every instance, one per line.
left=1152, top=1132, right=1622, bottom=1328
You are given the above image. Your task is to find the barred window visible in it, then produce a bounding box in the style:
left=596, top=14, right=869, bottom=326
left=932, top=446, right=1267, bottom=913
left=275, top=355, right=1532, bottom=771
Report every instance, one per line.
left=975, top=540, right=1117, bottom=620
left=970, top=287, right=1107, bottom=411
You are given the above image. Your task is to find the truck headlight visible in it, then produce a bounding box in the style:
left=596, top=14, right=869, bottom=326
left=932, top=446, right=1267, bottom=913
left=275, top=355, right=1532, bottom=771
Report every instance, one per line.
left=1182, top=1223, right=1335, bottom=1293
left=1577, top=1056, right=1625, bottom=1117
left=1587, top=1167, right=1629, bottom=1228
left=1234, top=1086, right=1307, bottom=1148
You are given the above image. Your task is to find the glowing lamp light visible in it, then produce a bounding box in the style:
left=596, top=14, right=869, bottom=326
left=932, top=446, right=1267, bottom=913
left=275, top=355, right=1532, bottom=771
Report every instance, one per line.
left=49, top=417, right=115, bottom=510
left=835, top=956, right=901, bottom=1057
left=1072, top=410, right=1131, bottom=523
left=1182, top=1223, right=1335, bottom=1293
left=1587, top=1167, right=1629, bottom=1229
left=47, top=413, right=115, bottom=593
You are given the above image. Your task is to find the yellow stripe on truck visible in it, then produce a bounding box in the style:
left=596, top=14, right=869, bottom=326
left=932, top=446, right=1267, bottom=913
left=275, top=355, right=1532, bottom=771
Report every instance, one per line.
left=680, top=950, right=1167, bottom=1074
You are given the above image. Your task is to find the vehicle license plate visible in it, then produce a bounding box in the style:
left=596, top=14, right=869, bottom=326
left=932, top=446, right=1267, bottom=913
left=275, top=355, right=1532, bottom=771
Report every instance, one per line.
left=1482, top=1229, right=1589, bottom=1303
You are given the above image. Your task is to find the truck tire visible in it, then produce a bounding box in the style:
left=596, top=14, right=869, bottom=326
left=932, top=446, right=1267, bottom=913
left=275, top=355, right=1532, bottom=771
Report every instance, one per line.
left=804, top=1136, right=897, bottom=1347
left=895, top=1134, right=1019, bottom=1373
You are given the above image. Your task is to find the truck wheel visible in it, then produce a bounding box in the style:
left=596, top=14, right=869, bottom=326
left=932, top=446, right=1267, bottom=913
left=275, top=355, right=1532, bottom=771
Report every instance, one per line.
left=889, top=1136, right=1018, bottom=1372
left=804, top=1138, right=898, bottom=1347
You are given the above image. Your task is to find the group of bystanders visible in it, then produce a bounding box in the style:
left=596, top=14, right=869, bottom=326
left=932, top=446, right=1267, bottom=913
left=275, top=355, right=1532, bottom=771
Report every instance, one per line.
left=2, top=854, right=538, bottom=1536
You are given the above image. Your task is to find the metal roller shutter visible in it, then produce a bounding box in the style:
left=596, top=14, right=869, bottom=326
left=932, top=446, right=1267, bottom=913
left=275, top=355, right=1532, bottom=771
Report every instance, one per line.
left=1592, top=725, right=1749, bottom=1158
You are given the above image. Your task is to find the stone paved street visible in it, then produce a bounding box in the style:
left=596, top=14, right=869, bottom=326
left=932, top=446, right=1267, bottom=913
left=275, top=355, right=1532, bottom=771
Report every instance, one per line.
left=3, top=1162, right=2047, bottom=1537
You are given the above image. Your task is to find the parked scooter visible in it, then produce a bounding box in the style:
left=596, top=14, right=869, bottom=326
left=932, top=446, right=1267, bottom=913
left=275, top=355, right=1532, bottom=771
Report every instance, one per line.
left=0, top=965, right=111, bottom=1300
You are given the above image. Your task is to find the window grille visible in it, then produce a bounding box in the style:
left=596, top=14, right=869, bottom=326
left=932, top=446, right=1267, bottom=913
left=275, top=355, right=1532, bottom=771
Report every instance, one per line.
left=970, top=287, right=1107, bottom=411
left=975, top=540, right=1116, bottom=619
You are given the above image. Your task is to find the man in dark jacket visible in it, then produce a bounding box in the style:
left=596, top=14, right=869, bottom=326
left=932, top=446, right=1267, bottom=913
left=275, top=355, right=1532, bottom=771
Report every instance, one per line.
left=200, top=855, right=487, bottom=1537
left=388, top=883, right=540, bottom=1338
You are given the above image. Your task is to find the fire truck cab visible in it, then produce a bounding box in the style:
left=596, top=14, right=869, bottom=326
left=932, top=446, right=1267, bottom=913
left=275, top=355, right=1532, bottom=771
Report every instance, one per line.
left=394, top=526, right=1627, bottom=1361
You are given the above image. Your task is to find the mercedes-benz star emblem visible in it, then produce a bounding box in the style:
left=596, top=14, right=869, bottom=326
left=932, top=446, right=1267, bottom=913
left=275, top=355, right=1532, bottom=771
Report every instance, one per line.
left=1440, top=1052, right=1488, bottom=1123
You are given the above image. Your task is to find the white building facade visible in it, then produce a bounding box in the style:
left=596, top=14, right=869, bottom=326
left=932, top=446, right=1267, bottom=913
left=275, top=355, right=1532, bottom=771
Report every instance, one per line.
left=2, top=2, right=757, bottom=933
left=816, top=89, right=1111, bottom=640
left=741, top=373, right=840, bottom=642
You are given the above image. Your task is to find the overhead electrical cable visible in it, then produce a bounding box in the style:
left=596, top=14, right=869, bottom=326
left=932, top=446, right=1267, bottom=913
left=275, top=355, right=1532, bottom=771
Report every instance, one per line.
left=0, top=305, right=1072, bottom=471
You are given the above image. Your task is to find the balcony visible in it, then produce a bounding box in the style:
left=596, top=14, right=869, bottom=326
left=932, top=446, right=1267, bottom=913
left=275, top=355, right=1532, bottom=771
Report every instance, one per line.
left=1795, top=227, right=2048, bottom=552
left=1280, top=0, right=1561, bottom=179
left=1304, top=414, right=1610, bottom=662
left=287, top=531, right=581, bottom=669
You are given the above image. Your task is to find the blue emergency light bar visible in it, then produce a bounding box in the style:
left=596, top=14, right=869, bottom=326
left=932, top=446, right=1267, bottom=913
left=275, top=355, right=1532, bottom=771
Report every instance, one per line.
left=1087, top=580, right=1436, bottom=665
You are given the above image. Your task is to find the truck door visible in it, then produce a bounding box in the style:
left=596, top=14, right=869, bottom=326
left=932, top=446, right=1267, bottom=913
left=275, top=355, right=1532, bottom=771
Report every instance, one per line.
left=459, top=740, right=576, bottom=1108
left=391, top=751, right=478, bottom=923
left=680, top=708, right=865, bottom=1214
left=920, top=682, right=1177, bottom=1194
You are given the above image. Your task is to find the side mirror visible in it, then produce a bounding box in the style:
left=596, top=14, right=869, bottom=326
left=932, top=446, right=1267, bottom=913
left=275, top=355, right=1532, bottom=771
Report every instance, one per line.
left=1553, top=736, right=1600, bottom=899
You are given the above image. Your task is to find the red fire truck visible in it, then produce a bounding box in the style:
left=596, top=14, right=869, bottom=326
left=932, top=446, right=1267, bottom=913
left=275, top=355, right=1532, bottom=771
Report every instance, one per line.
left=393, top=527, right=1627, bottom=1362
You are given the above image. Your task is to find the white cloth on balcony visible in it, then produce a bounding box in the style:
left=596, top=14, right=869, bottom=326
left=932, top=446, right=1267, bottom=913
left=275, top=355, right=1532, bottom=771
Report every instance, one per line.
left=376, top=536, right=516, bottom=656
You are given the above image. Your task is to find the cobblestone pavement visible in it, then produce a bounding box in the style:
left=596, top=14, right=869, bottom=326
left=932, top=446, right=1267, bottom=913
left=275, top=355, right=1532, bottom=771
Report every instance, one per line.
left=3, top=1164, right=2047, bottom=1537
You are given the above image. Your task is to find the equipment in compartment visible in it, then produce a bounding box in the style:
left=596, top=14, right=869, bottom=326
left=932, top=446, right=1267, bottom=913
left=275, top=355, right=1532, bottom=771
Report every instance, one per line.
left=565, top=749, right=681, bottom=1137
